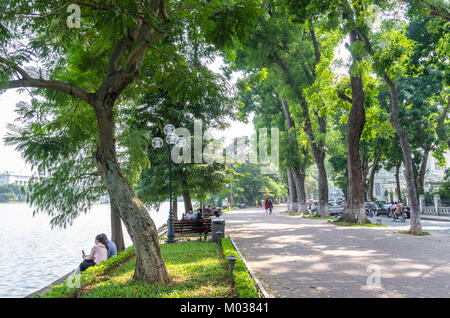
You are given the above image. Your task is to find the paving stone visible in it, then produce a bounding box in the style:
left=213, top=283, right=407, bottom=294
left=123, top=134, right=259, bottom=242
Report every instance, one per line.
left=224, top=206, right=450, bottom=298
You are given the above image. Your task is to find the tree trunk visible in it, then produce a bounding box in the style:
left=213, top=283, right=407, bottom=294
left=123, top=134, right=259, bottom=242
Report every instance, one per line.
left=287, top=168, right=298, bottom=213
left=298, top=99, right=329, bottom=217
left=111, top=201, right=125, bottom=253
left=418, top=150, right=429, bottom=194
left=281, top=99, right=309, bottom=214
left=181, top=178, right=193, bottom=213
left=291, top=168, right=308, bottom=214
left=367, top=149, right=381, bottom=201
left=173, top=199, right=178, bottom=221
left=395, top=161, right=402, bottom=202
left=361, top=145, right=369, bottom=202
left=336, top=29, right=369, bottom=224
left=384, top=75, right=422, bottom=234
left=93, top=105, right=171, bottom=283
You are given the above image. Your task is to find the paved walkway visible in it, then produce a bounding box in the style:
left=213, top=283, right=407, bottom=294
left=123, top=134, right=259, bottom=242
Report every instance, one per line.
left=224, top=206, right=450, bottom=298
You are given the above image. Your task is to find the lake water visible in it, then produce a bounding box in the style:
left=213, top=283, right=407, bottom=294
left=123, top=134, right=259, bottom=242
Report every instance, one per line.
left=0, top=202, right=171, bottom=298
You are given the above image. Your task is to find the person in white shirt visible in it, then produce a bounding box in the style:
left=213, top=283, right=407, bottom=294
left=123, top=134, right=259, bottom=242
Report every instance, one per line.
left=185, top=209, right=196, bottom=220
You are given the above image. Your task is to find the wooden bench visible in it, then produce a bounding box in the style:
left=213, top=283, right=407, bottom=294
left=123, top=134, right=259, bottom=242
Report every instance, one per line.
left=173, top=218, right=212, bottom=240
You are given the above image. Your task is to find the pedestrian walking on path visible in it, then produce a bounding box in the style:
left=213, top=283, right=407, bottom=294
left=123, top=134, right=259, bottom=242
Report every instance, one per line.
left=268, top=200, right=273, bottom=214
left=264, top=200, right=270, bottom=215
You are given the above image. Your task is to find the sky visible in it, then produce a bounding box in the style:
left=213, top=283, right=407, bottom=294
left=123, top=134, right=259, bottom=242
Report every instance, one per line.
left=0, top=56, right=254, bottom=175
left=0, top=89, right=34, bottom=174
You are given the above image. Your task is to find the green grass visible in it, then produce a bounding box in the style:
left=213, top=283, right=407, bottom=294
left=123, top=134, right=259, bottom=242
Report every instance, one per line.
left=42, top=241, right=239, bottom=298
left=221, top=238, right=260, bottom=298
left=332, top=222, right=387, bottom=227
left=288, top=213, right=336, bottom=220
left=398, top=230, right=431, bottom=236
left=303, top=214, right=336, bottom=220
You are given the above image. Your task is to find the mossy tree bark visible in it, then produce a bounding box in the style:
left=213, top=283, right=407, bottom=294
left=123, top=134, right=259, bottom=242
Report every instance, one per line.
left=336, top=29, right=369, bottom=224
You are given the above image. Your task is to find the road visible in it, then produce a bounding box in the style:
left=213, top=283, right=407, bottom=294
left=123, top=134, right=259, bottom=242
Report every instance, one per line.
left=223, top=206, right=450, bottom=298
left=368, top=215, right=450, bottom=235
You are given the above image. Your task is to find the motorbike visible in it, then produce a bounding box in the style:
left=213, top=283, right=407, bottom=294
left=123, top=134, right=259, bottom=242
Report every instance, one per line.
left=365, top=208, right=376, bottom=218
left=390, top=210, right=407, bottom=222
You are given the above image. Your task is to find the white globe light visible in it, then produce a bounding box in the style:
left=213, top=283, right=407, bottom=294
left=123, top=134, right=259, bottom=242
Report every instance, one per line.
left=175, top=137, right=186, bottom=148
left=151, top=137, right=163, bottom=148
left=163, top=124, right=175, bottom=135
left=166, top=133, right=177, bottom=145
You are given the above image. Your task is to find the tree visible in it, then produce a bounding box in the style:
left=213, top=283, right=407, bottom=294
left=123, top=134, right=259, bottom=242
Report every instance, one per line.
left=229, top=0, right=334, bottom=216
left=0, top=184, right=25, bottom=202
left=438, top=168, right=450, bottom=199
left=0, top=0, right=262, bottom=282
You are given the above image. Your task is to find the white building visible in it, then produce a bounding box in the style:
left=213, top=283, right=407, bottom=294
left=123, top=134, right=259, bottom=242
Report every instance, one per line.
left=373, top=151, right=449, bottom=202
left=0, top=171, right=32, bottom=186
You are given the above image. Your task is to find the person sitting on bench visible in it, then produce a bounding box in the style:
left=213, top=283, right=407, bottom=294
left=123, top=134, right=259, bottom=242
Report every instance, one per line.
left=185, top=209, right=196, bottom=220
left=196, top=208, right=203, bottom=220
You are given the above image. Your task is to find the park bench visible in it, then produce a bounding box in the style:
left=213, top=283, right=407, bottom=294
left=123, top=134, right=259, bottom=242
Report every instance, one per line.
left=173, top=218, right=212, bottom=240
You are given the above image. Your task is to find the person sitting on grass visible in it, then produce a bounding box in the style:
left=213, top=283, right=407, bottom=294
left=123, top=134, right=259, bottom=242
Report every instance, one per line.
left=101, top=233, right=117, bottom=259
left=79, top=234, right=108, bottom=272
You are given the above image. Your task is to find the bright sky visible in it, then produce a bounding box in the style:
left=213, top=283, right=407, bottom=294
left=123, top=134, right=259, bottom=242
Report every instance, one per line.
left=0, top=56, right=254, bottom=175
left=0, top=90, right=33, bottom=174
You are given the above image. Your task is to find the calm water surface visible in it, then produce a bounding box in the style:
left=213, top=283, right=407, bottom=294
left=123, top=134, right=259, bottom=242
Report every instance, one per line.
left=0, top=202, right=170, bottom=298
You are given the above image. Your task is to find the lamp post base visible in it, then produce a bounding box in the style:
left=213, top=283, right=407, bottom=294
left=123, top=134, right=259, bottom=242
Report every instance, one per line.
left=166, top=237, right=176, bottom=244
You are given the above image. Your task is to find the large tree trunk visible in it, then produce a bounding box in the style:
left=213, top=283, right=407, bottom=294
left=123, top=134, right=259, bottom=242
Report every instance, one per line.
left=336, top=29, right=369, bottom=224
left=111, top=202, right=125, bottom=253
left=93, top=105, right=171, bottom=283
left=395, top=161, right=402, bottom=202
left=384, top=75, right=422, bottom=234
left=287, top=168, right=298, bottom=213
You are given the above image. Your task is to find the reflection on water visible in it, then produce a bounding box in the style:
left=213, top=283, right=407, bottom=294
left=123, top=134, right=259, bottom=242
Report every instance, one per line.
left=0, top=202, right=170, bottom=298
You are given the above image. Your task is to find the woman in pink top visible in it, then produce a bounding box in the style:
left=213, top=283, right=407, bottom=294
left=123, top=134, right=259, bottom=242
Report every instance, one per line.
left=79, top=234, right=108, bottom=272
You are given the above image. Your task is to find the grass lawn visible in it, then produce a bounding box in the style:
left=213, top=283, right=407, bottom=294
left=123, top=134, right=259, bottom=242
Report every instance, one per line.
left=42, top=240, right=259, bottom=298
left=398, top=230, right=431, bottom=236
left=332, top=222, right=387, bottom=227
left=288, top=213, right=336, bottom=220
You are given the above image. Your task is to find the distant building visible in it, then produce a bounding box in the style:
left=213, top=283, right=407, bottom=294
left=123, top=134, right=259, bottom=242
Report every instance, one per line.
left=0, top=171, right=32, bottom=186
left=373, top=151, right=450, bottom=202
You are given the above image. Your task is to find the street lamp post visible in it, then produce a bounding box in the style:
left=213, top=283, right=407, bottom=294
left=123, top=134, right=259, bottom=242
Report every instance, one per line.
left=152, top=124, right=186, bottom=244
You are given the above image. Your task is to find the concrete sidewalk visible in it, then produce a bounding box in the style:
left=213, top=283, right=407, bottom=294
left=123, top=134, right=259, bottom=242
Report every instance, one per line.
left=224, top=206, right=450, bottom=298
left=420, top=215, right=450, bottom=222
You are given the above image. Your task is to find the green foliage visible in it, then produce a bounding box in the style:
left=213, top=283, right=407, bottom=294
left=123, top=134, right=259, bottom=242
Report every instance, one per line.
left=438, top=168, right=450, bottom=199
left=221, top=238, right=259, bottom=298
left=218, top=162, right=287, bottom=205
left=0, top=184, right=26, bottom=202
left=1, top=0, right=264, bottom=227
